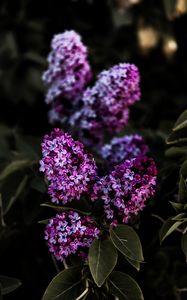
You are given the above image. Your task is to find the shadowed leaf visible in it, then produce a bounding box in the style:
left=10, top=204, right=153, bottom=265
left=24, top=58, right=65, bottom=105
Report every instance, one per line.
left=0, top=275, right=21, bottom=295
left=181, top=232, right=187, bottom=262
left=88, top=239, right=117, bottom=287
left=107, top=271, right=144, bottom=300
left=42, top=267, right=86, bottom=300
left=110, top=225, right=144, bottom=264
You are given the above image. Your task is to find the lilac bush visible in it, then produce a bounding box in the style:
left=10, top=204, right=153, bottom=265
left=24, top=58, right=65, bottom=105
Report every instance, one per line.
left=99, top=134, right=148, bottom=165
left=39, top=128, right=97, bottom=204
left=40, top=30, right=157, bottom=300
left=44, top=211, right=100, bottom=261
left=91, top=156, right=157, bottom=224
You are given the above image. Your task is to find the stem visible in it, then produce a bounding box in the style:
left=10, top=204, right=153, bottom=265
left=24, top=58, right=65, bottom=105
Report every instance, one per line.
left=151, top=213, right=165, bottom=223
left=62, top=258, right=68, bottom=269
left=75, top=280, right=89, bottom=300
left=151, top=214, right=183, bottom=232
left=51, top=254, right=60, bottom=273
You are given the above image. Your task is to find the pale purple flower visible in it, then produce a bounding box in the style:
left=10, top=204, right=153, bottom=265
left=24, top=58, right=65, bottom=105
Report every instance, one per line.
left=70, top=63, right=141, bottom=145
left=40, top=128, right=97, bottom=204
left=100, top=134, right=148, bottom=165
left=45, top=211, right=100, bottom=261
left=43, top=30, right=92, bottom=123
left=91, top=156, right=157, bottom=224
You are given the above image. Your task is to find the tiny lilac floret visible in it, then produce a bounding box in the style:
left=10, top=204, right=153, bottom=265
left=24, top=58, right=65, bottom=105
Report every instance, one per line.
left=100, top=134, right=148, bottom=165
left=40, top=128, right=97, bottom=204
left=91, top=156, right=157, bottom=224
left=44, top=211, right=100, bottom=260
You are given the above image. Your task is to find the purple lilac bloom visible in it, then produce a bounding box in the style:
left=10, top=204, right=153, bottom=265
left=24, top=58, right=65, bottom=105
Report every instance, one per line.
left=42, top=30, right=92, bottom=123
left=39, top=128, right=97, bottom=204
left=91, top=156, right=157, bottom=224
left=70, top=63, right=141, bottom=145
left=45, top=211, right=100, bottom=261
left=100, top=134, right=148, bottom=165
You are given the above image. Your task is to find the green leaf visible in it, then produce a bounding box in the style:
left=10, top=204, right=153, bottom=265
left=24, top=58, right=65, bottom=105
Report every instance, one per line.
left=159, top=217, right=184, bottom=242
left=0, top=195, right=5, bottom=227
left=181, top=232, right=187, bottom=262
left=180, top=160, right=187, bottom=178
left=169, top=201, right=184, bottom=212
left=23, top=52, right=46, bottom=67
left=173, top=109, right=187, bottom=131
left=110, top=225, right=144, bottom=263
left=31, top=176, right=47, bottom=193
left=179, top=173, right=187, bottom=203
left=0, top=275, right=21, bottom=295
left=88, top=239, right=118, bottom=287
left=3, top=175, right=28, bottom=215
left=107, top=271, right=144, bottom=300
left=41, top=202, right=91, bottom=216
left=38, top=219, right=49, bottom=224
left=0, top=160, right=34, bottom=181
left=15, top=134, right=41, bottom=160
left=171, top=213, right=187, bottom=221
left=42, top=267, right=86, bottom=300
left=165, top=146, right=187, bottom=158
left=166, top=129, right=187, bottom=145
left=125, top=257, right=140, bottom=271
left=179, top=175, right=187, bottom=203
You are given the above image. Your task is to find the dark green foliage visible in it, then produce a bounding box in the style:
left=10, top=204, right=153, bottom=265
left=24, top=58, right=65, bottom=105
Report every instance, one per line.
left=110, top=225, right=144, bottom=264
left=0, top=276, right=21, bottom=295
left=42, top=267, right=86, bottom=300
left=88, top=239, right=118, bottom=287
left=107, top=272, right=144, bottom=300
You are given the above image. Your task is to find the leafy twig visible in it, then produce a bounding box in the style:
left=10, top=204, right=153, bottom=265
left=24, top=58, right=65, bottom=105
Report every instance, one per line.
left=151, top=214, right=183, bottom=232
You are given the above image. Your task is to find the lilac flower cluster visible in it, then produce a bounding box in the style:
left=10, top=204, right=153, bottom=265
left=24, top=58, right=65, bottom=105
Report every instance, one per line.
left=42, top=30, right=92, bottom=123
left=45, top=211, right=100, bottom=261
left=100, top=134, right=148, bottom=165
left=39, top=128, right=97, bottom=204
left=70, top=63, right=141, bottom=144
left=91, top=156, right=157, bottom=224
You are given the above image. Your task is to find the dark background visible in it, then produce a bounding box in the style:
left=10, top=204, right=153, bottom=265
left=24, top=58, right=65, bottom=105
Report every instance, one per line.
left=0, top=0, right=187, bottom=299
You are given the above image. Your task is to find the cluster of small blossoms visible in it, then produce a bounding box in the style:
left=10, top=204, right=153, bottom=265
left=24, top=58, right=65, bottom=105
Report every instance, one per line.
left=91, top=156, right=157, bottom=224
left=70, top=63, right=141, bottom=144
left=39, top=128, right=97, bottom=204
left=42, top=30, right=92, bottom=124
left=99, top=134, right=148, bottom=165
left=45, top=211, right=100, bottom=261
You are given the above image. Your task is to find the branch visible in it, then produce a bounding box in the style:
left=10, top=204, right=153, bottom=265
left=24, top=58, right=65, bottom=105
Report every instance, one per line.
left=62, top=258, right=68, bottom=269
left=75, top=280, right=89, bottom=300
left=151, top=214, right=183, bottom=233
left=51, top=254, right=60, bottom=273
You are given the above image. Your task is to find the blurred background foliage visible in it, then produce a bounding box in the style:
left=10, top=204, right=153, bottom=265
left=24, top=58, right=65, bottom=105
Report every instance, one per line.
left=1, top=0, right=187, bottom=299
